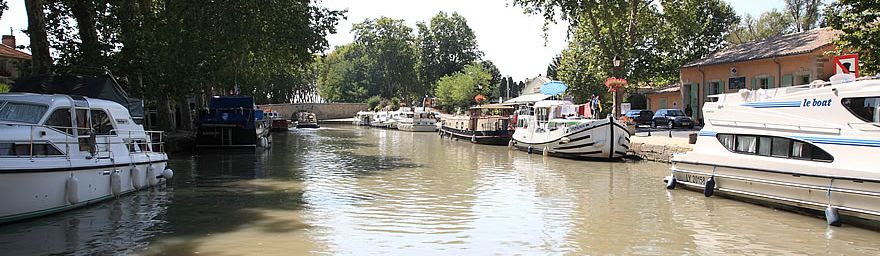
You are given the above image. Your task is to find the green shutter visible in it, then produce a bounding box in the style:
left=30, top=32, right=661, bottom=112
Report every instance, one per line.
left=660, top=99, right=667, bottom=109
left=782, top=75, right=793, bottom=87
left=769, top=76, right=775, bottom=88
left=752, top=77, right=758, bottom=89
left=719, top=80, right=725, bottom=94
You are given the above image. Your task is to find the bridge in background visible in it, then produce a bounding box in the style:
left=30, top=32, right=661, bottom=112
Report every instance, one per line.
left=259, top=103, right=368, bottom=121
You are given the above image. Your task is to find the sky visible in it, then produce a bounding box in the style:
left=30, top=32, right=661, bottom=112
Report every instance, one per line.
left=0, top=0, right=787, bottom=80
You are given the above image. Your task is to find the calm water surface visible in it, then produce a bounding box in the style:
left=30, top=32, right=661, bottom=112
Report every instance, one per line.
left=1, top=125, right=879, bottom=255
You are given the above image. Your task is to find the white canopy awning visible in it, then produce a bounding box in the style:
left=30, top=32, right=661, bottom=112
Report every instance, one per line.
left=503, top=93, right=552, bottom=104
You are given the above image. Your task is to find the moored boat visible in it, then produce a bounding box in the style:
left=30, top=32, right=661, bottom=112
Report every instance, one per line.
left=398, top=111, right=438, bottom=132
left=1, top=75, right=172, bottom=223
left=668, top=75, right=880, bottom=227
left=440, top=104, right=515, bottom=145
left=267, top=110, right=289, bottom=132
left=511, top=100, right=630, bottom=160
left=196, top=96, right=271, bottom=148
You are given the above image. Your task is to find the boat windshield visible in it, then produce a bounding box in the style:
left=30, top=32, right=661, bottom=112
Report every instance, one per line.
left=0, top=101, right=48, bottom=124
left=842, top=97, right=880, bottom=123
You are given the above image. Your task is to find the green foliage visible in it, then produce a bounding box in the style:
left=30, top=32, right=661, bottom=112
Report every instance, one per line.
left=352, top=17, right=419, bottom=100
left=0, top=83, right=9, bottom=93
left=727, top=10, right=794, bottom=45
left=784, top=0, right=822, bottom=32
left=434, top=63, right=491, bottom=111
left=660, top=0, right=738, bottom=73
left=317, top=45, right=370, bottom=102
left=825, top=1, right=880, bottom=75
left=39, top=0, right=344, bottom=104
left=390, top=97, right=401, bottom=110
left=546, top=55, right=561, bottom=80
left=416, top=12, right=482, bottom=93
left=366, top=96, right=382, bottom=110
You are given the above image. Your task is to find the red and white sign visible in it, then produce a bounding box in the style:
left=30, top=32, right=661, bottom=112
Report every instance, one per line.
left=834, top=54, right=859, bottom=77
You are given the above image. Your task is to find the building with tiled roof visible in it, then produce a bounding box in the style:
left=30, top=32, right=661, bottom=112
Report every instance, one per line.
left=679, top=27, right=842, bottom=122
left=0, top=34, right=32, bottom=83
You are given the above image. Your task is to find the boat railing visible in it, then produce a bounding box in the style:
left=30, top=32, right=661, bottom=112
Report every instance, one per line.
left=708, top=118, right=841, bottom=134
left=0, top=121, right=166, bottom=159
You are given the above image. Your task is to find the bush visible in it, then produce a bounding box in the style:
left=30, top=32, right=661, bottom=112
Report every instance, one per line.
left=390, top=97, right=400, bottom=111
left=366, top=96, right=381, bottom=110
left=0, top=83, right=9, bottom=93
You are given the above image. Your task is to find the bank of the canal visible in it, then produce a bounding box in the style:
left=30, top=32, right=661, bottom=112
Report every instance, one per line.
left=0, top=125, right=877, bottom=255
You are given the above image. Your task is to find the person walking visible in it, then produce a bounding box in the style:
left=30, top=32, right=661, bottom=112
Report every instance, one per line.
left=589, top=94, right=598, bottom=118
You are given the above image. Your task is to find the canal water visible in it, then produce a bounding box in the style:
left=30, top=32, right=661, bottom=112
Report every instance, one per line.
left=1, top=125, right=878, bottom=255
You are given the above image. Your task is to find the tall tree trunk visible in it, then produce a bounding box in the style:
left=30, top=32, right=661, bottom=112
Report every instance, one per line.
left=25, top=0, right=51, bottom=76
left=70, top=0, right=101, bottom=66
left=158, top=95, right=177, bottom=131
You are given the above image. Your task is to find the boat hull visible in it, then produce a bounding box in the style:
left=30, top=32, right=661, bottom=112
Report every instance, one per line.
left=512, top=119, right=630, bottom=160
left=270, top=119, right=289, bottom=132
left=670, top=159, right=880, bottom=225
left=440, top=126, right=512, bottom=145
left=296, top=123, right=320, bottom=129
left=398, top=123, right=437, bottom=132
left=0, top=158, right=169, bottom=224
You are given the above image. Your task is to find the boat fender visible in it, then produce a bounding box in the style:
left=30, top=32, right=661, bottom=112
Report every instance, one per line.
left=163, top=168, right=174, bottom=179
left=110, top=171, right=123, bottom=196
left=66, top=175, right=80, bottom=204
left=147, top=166, right=159, bottom=187
left=508, top=140, right=514, bottom=150
left=131, top=167, right=144, bottom=190
left=703, top=177, right=716, bottom=197
left=260, top=137, right=269, bottom=148
left=666, top=176, right=676, bottom=189
left=471, top=134, right=476, bottom=143
left=543, top=146, right=550, bottom=156
left=527, top=145, right=533, bottom=154
left=825, top=206, right=841, bottom=226
left=560, top=137, right=570, bottom=144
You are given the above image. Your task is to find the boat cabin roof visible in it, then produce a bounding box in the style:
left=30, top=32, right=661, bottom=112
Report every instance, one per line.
left=533, top=100, right=573, bottom=108
left=469, top=104, right=514, bottom=110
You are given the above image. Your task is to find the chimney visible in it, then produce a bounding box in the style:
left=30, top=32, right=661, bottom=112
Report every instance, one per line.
left=1, top=35, right=14, bottom=48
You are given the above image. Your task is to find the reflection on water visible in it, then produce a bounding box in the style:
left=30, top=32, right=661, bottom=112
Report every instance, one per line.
left=1, top=125, right=879, bottom=255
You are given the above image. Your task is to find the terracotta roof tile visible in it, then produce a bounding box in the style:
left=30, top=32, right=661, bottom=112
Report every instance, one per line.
left=0, top=44, right=31, bottom=60
left=683, top=27, right=840, bottom=68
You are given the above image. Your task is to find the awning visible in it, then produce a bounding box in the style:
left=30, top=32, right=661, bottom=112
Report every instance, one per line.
left=503, top=93, right=552, bottom=104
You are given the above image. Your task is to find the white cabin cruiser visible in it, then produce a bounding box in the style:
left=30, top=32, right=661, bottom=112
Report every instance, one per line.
left=511, top=100, right=630, bottom=160
left=371, top=111, right=389, bottom=128
left=397, top=111, right=438, bottom=132
left=0, top=93, right=171, bottom=224
left=668, top=76, right=880, bottom=226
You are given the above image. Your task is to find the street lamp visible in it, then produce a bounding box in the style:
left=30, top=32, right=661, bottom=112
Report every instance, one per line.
left=612, top=55, right=622, bottom=118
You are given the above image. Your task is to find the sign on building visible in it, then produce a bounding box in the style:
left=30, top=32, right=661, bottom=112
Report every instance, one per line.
left=833, top=54, right=859, bottom=77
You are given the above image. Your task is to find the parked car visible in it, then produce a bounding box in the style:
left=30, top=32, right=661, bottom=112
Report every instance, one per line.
left=652, top=109, right=694, bottom=129
left=624, top=109, right=654, bottom=126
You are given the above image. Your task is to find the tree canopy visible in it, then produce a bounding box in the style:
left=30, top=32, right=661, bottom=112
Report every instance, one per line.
left=825, top=0, right=880, bottom=75
left=434, top=62, right=492, bottom=112
left=416, top=12, right=482, bottom=92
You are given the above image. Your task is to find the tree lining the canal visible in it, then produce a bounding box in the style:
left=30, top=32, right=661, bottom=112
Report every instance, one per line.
left=24, top=0, right=344, bottom=130
left=317, top=11, right=509, bottom=106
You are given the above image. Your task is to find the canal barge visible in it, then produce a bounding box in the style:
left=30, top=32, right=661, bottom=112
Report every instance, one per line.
left=511, top=100, right=630, bottom=160
left=295, top=112, right=320, bottom=129
left=668, top=75, right=880, bottom=226
left=196, top=96, right=271, bottom=147
left=1, top=75, right=172, bottom=223
left=266, top=110, right=289, bottom=132
left=440, top=104, right=514, bottom=145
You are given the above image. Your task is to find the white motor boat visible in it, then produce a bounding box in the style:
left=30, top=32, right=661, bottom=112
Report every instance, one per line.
left=0, top=93, right=171, bottom=224
left=397, top=111, right=438, bottom=132
left=353, top=111, right=373, bottom=126
left=511, top=100, right=630, bottom=160
left=669, top=75, right=880, bottom=226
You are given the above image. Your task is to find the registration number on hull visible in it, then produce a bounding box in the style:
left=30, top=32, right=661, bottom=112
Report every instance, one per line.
left=679, top=173, right=709, bottom=186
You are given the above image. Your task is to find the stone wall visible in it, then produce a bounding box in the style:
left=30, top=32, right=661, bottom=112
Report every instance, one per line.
left=259, top=103, right=368, bottom=120
left=627, top=142, right=692, bottom=163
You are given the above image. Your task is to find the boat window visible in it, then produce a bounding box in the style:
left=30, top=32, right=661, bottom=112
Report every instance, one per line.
left=718, top=134, right=735, bottom=150
left=757, top=137, right=771, bottom=156
left=0, top=143, right=64, bottom=156
left=718, top=133, right=833, bottom=162
left=735, top=135, right=757, bottom=153
left=91, top=109, right=115, bottom=135
left=0, top=102, right=48, bottom=124
left=44, top=108, right=74, bottom=134
left=771, top=137, right=791, bottom=157
left=841, top=97, right=880, bottom=123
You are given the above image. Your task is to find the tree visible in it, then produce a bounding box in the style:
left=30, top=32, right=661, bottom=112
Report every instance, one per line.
left=728, top=10, right=795, bottom=45
left=317, top=44, right=371, bottom=102
left=416, top=12, right=482, bottom=93
left=352, top=17, right=419, bottom=100
left=480, top=60, right=501, bottom=98
left=0, top=1, right=8, bottom=20
left=826, top=0, right=880, bottom=75
left=25, top=0, right=51, bottom=76
left=784, top=0, right=821, bottom=32
left=660, top=0, right=738, bottom=82
left=546, top=55, right=561, bottom=80
left=434, top=62, right=491, bottom=112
